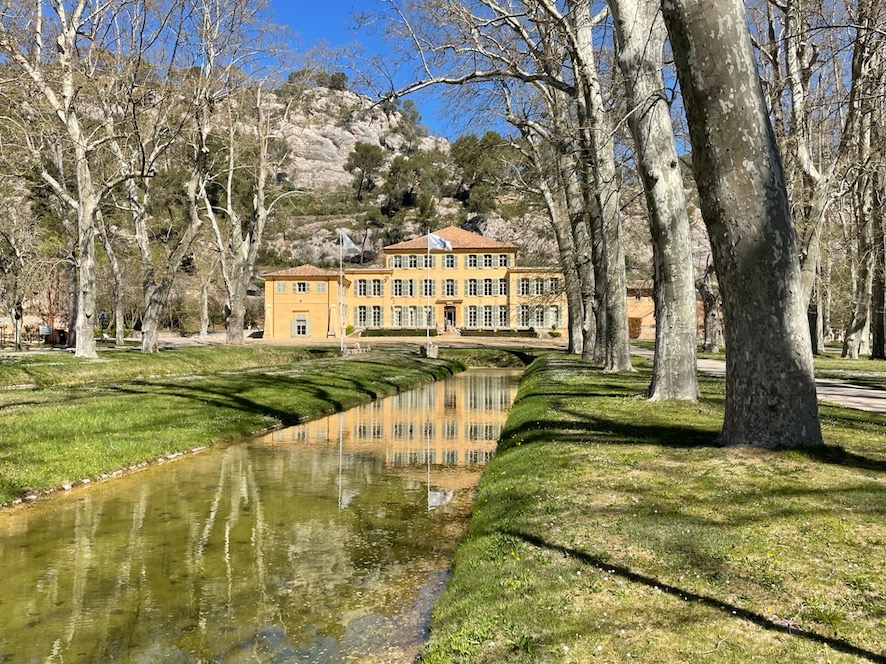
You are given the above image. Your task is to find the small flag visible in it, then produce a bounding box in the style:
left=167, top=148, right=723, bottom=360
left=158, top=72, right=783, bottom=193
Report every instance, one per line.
left=340, top=230, right=361, bottom=255
left=428, top=489, right=453, bottom=509
left=427, top=232, right=452, bottom=251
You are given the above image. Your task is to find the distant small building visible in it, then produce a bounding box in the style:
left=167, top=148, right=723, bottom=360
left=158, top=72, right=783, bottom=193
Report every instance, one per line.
left=262, top=226, right=568, bottom=341
left=262, top=265, right=348, bottom=340
left=627, top=282, right=656, bottom=340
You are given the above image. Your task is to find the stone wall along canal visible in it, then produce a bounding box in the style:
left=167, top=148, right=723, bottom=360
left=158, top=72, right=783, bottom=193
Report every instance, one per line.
left=0, top=368, right=520, bottom=663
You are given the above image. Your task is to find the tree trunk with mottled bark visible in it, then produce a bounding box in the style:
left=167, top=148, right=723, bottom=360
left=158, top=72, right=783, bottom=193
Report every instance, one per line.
left=611, top=0, right=697, bottom=399
left=662, top=0, right=822, bottom=448
left=95, top=213, right=126, bottom=345
left=843, top=182, right=875, bottom=359
left=571, top=0, right=632, bottom=371
left=538, top=156, right=584, bottom=355
left=873, top=171, right=886, bottom=359
left=696, top=263, right=721, bottom=354
left=200, top=278, right=212, bottom=338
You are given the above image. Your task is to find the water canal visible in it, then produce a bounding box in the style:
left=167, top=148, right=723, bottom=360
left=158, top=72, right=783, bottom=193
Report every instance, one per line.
left=0, top=368, right=520, bottom=663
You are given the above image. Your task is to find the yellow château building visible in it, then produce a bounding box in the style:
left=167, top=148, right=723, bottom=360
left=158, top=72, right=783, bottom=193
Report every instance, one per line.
left=262, top=225, right=568, bottom=340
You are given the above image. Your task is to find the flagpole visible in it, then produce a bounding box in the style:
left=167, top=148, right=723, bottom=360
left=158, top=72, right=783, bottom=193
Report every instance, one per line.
left=339, top=230, right=344, bottom=354
left=426, top=228, right=431, bottom=353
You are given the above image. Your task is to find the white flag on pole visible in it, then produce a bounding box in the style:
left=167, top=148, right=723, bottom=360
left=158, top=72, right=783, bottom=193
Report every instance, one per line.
left=427, top=232, right=453, bottom=251
left=340, top=230, right=361, bottom=255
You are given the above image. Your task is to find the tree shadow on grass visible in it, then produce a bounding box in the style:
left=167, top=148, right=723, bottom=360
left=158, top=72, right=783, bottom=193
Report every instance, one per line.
left=506, top=528, right=886, bottom=664
left=111, top=374, right=379, bottom=428
left=795, top=444, right=886, bottom=473
left=818, top=374, right=886, bottom=392
left=501, top=399, right=886, bottom=472
left=109, top=359, right=456, bottom=431
left=499, top=411, right=719, bottom=452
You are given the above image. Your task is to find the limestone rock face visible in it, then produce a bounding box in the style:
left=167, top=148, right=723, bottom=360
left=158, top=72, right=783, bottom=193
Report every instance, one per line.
left=276, top=88, right=447, bottom=190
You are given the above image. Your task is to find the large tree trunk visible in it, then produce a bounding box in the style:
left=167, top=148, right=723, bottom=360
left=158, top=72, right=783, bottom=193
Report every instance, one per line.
left=696, top=264, right=721, bottom=354
left=570, top=0, right=631, bottom=371
left=562, top=147, right=598, bottom=362
left=843, top=182, right=875, bottom=360
left=611, top=0, right=697, bottom=399
left=842, top=58, right=878, bottom=359
left=96, top=213, right=126, bottom=345
left=140, top=283, right=167, bottom=354
left=200, top=278, right=211, bottom=338
left=65, top=228, right=78, bottom=350
left=72, top=140, right=98, bottom=359
left=873, top=171, right=886, bottom=359
left=224, top=266, right=251, bottom=345
left=590, top=206, right=607, bottom=364
left=662, top=0, right=822, bottom=448
left=535, top=152, right=584, bottom=355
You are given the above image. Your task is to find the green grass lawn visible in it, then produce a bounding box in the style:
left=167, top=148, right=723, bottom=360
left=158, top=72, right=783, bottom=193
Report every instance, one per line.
left=422, top=355, right=886, bottom=663
left=0, top=345, right=340, bottom=388
left=438, top=347, right=542, bottom=367
left=0, top=347, right=463, bottom=505
left=632, top=342, right=886, bottom=388
left=812, top=354, right=886, bottom=389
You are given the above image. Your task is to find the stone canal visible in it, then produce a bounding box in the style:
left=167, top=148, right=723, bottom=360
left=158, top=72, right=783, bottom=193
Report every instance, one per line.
left=0, top=369, right=520, bottom=662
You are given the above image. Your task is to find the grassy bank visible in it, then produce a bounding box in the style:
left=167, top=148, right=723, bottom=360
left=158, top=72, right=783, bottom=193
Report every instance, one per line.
left=0, top=348, right=462, bottom=506
left=438, top=347, right=542, bottom=367
left=0, top=345, right=340, bottom=388
left=423, top=355, right=886, bottom=663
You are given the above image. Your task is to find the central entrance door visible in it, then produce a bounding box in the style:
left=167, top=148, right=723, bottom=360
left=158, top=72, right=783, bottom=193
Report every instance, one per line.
left=443, top=306, right=456, bottom=330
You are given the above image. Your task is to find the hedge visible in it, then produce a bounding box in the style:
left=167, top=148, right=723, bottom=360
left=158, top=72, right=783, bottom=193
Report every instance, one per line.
left=360, top=328, right=439, bottom=337
left=459, top=328, right=539, bottom=338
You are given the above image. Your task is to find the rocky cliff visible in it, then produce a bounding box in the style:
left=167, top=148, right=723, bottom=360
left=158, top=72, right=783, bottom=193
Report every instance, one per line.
left=277, top=87, right=447, bottom=190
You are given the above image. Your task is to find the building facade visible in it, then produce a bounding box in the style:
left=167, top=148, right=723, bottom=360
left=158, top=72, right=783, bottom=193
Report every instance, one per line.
left=262, top=226, right=568, bottom=341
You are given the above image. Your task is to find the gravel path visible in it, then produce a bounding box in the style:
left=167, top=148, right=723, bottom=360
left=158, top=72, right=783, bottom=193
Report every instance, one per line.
left=632, top=347, right=886, bottom=415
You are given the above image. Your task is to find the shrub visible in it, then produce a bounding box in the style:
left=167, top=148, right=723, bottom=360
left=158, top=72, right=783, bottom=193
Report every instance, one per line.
left=628, top=317, right=642, bottom=339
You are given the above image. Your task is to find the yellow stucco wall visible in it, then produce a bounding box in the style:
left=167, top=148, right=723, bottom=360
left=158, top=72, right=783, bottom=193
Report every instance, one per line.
left=263, top=276, right=349, bottom=341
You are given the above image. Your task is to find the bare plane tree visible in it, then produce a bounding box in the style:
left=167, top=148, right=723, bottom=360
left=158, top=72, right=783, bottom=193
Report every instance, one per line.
left=202, top=87, right=294, bottom=345
left=375, top=0, right=632, bottom=369
left=609, top=0, right=697, bottom=398
left=662, top=0, right=823, bottom=447
left=0, top=0, right=121, bottom=358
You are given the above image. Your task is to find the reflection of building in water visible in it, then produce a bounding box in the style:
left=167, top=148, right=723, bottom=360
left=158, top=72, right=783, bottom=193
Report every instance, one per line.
left=266, top=370, right=519, bottom=469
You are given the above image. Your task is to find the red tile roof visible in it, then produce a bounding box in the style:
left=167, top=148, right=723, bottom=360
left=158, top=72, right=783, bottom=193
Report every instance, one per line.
left=383, top=225, right=517, bottom=251
left=262, top=265, right=341, bottom=278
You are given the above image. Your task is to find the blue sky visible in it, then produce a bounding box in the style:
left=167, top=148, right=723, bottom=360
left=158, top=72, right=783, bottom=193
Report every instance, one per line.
left=270, top=0, right=460, bottom=138
left=276, top=0, right=366, bottom=51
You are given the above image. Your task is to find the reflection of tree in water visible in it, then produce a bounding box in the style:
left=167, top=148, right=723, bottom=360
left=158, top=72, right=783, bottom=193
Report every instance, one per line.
left=0, top=370, right=520, bottom=662
left=341, top=475, right=449, bottom=573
